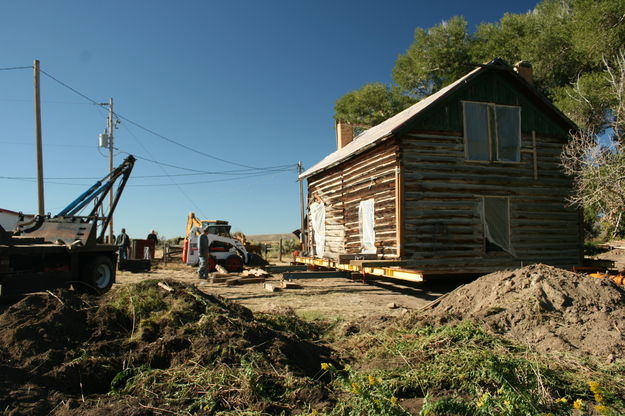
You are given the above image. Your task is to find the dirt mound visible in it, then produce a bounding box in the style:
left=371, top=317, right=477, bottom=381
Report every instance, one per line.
left=0, top=280, right=334, bottom=415
left=419, top=264, right=625, bottom=359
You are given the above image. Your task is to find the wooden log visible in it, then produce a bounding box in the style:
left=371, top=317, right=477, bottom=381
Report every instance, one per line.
left=283, top=270, right=349, bottom=280
left=157, top=282, right=174, bottom=292
left=266, top=265, right=307, bottom=273
left=280, top=281, right=303, bottom=289
left=226, top=277, right=266, bottom=286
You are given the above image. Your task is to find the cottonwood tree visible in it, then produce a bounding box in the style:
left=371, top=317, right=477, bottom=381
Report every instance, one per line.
left=561, top=51, right=625, bottom=236
left=333, top=83, right=414, bottom=126
left=334, top=0, right=625, bottom=125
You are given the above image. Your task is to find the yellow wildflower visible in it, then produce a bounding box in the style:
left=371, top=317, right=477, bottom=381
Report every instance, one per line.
left=595, top=404, right=608, bottom=415
left=555, top=397, right=567, bottom=403
left=476, top=392, right=490, bottom=408
left=320, top=362, right=330, bottom=370
left=351, top=383, right=361, bottom=395
left=588, top=381, right=600, bottom=393
left=367, top=376, right=382, bottom=386
left=573, top=399, right=583, bottom=410
left=390, top=396, right=398, bottom=406
left=503, top=400, right=511, bottom=407
left=588, top=381, right=604, bottom=402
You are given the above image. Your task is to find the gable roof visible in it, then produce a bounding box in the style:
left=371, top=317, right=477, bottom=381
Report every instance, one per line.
left=300, top=59, right=576, bottom=179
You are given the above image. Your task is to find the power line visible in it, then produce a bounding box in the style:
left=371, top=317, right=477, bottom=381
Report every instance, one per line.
left=112, top=112, right=261, bottom=169
left=39, top=68, right=100, bottom=106
left=126, top=169, right=290, bottom=187
left=0, top=66, right=32, bottom=71
left=0, top=140, right=93, bottom=148
left=127, top=151, right=294, bottom=175
left=38, top=67, right=290, bottom=171
left=0, top=168, right=290, bottom=187
left=115, top=114, right=209, bottom=217
left=0, top=150, right=294, bottom=179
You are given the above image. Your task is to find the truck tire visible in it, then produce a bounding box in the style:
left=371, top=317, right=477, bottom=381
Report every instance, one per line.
left=78, top=256, right=115, bottom=294
left=224, top=254, right=243, bottom=273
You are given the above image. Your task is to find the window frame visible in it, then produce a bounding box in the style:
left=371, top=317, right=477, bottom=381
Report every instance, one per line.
left=462, top=101, right=522, bottom=163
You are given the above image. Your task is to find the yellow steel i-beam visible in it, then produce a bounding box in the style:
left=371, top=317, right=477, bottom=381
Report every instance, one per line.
left=294, top=256, right=424, bottom=282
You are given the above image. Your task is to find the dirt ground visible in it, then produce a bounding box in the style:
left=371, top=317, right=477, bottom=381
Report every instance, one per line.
left=0, top=279, right=335, bottom=415
left=3, top=253, right=625, bottom=415
left=116, top=261, right=458, bottom=325
left=419, top=263, right=625, bottom=360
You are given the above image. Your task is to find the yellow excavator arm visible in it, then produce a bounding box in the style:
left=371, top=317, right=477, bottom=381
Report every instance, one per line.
left=185, top=212, right=203, bottom=238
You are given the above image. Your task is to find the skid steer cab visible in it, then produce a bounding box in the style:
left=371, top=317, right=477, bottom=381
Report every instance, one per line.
left=183, top=226, right=248, bottom=273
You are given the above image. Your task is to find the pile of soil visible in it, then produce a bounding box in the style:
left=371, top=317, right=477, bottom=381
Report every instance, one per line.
left=0, top=280, right=333, bottom=415
left=420, top=264, right=625, bottom=360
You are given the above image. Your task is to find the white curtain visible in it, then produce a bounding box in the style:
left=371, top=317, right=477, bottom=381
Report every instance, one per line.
left=358, top=199, right=376, bottom=254
left=479, top=197, right=514, bottom=255
left=309, top=202, right=326, bottom=258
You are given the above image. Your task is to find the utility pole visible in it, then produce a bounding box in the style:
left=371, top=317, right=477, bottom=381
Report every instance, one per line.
left=34, top=60, right=45, bottom=216
left=107, top=98, right=114, bottom=243
left=99, top=98, right=115, bottom=242
left=297, top=161, right=305, bottom=252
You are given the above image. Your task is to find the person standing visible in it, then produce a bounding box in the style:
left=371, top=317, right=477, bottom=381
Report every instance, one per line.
left=146, top=230, right=158, bottom=259
left=146, top=230, right=158, bottom=244
left=116, top=228, right=131, bottom=261
left=198, top=227, right=210, bottom=279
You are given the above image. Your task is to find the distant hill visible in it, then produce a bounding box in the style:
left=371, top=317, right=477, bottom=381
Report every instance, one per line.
left=247, top=233, right=298, bottom=242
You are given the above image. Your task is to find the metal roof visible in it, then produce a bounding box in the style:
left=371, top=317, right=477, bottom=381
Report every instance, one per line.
left=300, top=59, right=575, bottom=179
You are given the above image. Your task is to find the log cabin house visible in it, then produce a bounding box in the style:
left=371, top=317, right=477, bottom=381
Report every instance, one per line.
left=299, top=59, right=583, bottom=277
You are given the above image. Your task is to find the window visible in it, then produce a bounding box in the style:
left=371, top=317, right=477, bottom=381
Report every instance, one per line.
left=479, top=197, right=513, bottom=255
left=463, top=102, right=521, bottom=162
left=358, top=199, right=376, bottom=254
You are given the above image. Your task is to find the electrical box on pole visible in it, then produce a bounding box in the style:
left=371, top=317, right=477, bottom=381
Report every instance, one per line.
left=98, top=133, right=109, bottom=148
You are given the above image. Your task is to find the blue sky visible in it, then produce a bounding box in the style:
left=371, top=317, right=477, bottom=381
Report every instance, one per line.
left=0, top=0, right=539, bottom=240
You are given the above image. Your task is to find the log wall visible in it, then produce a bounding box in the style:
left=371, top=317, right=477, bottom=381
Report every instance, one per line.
left=306, top=139, right=399, bottom=260
left=401, top=130, right=582, bottom=274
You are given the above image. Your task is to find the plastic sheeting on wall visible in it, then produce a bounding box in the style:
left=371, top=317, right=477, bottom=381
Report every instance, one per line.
left=479, top=197, right=514, bottom=255
left=358, top=199, right=376, bottom=254
left=309, top=202, right=325, bottom=258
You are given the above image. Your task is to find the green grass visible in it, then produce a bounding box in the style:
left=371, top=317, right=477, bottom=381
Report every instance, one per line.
left=331, top=319, right=625, bottom=416
left=94, top=281, right=625, bottom=415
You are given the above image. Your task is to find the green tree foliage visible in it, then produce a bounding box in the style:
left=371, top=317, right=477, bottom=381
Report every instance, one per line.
left=333, top=83, right=414, bottom=126
left=392, top=16, right=473, bottom=97
left=334, top=0, right=625, bottom=134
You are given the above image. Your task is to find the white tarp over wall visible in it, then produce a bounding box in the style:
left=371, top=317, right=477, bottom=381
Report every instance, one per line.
left=358, top=199, right=376, bottom=254
left=309, top=202, right=326, bottom=258
left=479, top=197, right=514, bottom=255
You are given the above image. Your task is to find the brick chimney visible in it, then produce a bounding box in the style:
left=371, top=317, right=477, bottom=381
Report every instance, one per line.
left=336, top=121, right=355, bottom=150
left=514, top=61, right=533, bottom=85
